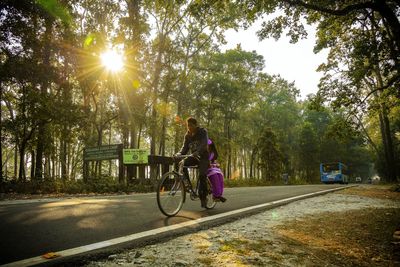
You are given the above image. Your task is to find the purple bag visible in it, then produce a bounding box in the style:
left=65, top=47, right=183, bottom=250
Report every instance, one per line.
left=207, top=165, right=224, bottom=198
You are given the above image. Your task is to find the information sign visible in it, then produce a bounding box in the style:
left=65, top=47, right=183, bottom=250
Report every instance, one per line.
left=83, top=144, right=121, bottom=161
left=123, top=149, right=149, bottom=164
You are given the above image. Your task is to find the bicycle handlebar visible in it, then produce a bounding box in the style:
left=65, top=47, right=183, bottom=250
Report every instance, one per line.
left=172, top=154, right=199, bottom=174
left=172, top=154, right=198, bottom=160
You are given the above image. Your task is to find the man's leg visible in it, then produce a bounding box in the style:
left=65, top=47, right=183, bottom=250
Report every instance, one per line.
left=198, top=158, right=209, bottom=208
left=182, top=156, right=199, bottom=185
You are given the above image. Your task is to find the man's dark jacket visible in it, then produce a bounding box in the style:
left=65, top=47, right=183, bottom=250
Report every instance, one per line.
left=179, top=127, right=209, bottom=160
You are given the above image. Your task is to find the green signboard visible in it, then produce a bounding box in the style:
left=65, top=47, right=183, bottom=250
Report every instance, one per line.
left=123, top=149, right=149, bottom=164
left=83, top=144, right=122, bottom=161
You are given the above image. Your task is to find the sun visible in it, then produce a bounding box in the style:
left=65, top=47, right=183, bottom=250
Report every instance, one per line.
left=100, top=50, right=124, bottom=72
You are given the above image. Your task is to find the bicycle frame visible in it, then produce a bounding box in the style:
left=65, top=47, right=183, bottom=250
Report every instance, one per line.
left=176, top=158, right=199, bottom=200
left=156, top=155, right=216, bottom=217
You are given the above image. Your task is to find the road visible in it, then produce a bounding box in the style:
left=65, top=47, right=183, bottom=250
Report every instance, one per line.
left=0, top=184, right=346, bottom=265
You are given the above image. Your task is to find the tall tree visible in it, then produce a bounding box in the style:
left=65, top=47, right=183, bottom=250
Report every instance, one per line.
left=237, top=0, right=400, bottom=182
left=196, top=47, right=264, bottom=178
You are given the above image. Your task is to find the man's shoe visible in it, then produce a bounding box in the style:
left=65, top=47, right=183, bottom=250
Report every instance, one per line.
left=213, top=197, right=221, bottom=202
left=200, top=198, right=207, bottom=208
left=213, top=196, right=227, bottom=203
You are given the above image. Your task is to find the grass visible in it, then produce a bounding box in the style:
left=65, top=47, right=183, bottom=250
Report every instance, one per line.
left=198, top=256, right=213, bottom=265
left=270, top=186, right=400, bottom=266
left=219, top=238, right=251, bottom=255
left=339, top=184, right=400, bottom=201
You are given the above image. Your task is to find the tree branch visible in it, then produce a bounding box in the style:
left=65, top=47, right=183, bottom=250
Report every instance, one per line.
left=283, top=0, right=376, bottom=16
left=353, top=113, right=379, bottom=154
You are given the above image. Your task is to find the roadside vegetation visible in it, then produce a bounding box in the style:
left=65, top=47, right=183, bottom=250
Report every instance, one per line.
left=0, top=175, right=305, bottom=197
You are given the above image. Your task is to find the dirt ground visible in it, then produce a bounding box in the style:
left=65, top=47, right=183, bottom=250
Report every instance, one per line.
left=275, top=208, right=400, bottom=266
left=275, top=185, right=400, bottom=266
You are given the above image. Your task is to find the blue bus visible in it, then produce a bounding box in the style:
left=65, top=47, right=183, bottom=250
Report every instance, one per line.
left=320, top=162, right=349, bottom=184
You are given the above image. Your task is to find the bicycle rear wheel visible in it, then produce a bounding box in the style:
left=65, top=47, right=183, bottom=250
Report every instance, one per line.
left=205, top=178, right=217, bottom=209
left=157, top=171, right=185, bottom=217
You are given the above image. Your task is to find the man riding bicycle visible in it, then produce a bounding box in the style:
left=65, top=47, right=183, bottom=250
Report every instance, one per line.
left=175, top=117, right=209, bottom=208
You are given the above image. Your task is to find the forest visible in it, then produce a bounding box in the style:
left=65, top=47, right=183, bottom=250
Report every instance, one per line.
left=0, top=0, right=399, bottom=193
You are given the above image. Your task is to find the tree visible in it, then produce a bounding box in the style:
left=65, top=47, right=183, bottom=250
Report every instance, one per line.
left=236, top=0, right=399, bottom=182
left=196, top=46, right=264, bottom=178
left=297, top=122, right=319, bottom=182
left=257, top=127, right=283, bottom=181
left=0, top=0, right=382, bottom=192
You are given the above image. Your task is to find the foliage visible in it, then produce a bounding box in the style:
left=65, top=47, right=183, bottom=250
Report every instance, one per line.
left=233, top=0, right=400, bottom=182
left=0, top=176, right=155, bottom=194
left=1, top=0, right=397, bottom=194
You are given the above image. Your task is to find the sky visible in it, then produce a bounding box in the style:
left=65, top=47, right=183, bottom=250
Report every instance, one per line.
left=223, top=20, right=329, bottom=100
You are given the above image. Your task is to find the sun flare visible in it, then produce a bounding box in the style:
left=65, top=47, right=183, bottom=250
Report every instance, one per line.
left=100, top=50, right=124, bottom=72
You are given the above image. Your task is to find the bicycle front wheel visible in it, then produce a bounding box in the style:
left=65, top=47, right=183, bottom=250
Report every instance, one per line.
left=157, top=171, right=185, bottom=217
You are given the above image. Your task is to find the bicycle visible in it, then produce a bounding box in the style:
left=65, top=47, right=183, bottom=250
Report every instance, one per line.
left=156, top=155, right=217, bottom=217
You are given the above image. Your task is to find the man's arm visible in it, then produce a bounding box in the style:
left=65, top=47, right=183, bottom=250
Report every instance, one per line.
left=178, top=134, right=189, bottom=155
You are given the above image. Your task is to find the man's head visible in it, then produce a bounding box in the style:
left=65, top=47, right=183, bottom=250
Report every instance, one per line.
left=186, top=117, right=198, bottom=134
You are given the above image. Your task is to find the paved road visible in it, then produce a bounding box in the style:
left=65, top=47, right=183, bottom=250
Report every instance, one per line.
left=0, top=184, right=346, bottom=265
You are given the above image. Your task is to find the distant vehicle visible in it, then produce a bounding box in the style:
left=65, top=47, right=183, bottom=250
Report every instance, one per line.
left=320, top=162, right=349, bottom=184
left=355, top=177, right=362, bottom=183
left=371, top=175, right=380, bottom=184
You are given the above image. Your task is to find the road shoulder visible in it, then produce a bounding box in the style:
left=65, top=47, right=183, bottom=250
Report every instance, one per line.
left=84, top=184, right=400, bottom=266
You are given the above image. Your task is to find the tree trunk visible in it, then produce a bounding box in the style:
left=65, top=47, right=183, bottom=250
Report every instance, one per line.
left=35, top=17, right=53, bottom=181
left=61, top=127, right=67, bottom=180
left=0, top=80, right=2, bottom=183
left=69, top=144, right=75, bottom=180
left=30, top=150, right=35, bottom=179
left=18, top=145, right=26, bottom=182
left=378, top=107, right=397, bottom=182
left=120, top=125, right=127, bottom=180
left=14, top=144, right=18, bottom=179
left=159, top=78, right=171, bottom=156
left=174, top=98, right=184, bottom=153
left=48, top=155, right=53, bottom=179
left=374, top=68, right=398, bottom=182
left=250, top=148, right=256, bottom=178
left=243, top=149, right=247, bottom=178
left=224, top=117, right=232, bottom=179
left=137, top=123, right=142, bottom=148
left=126, top=0, right=142, bottom=182
left=96, top=125, right=103, bottom=177
left=159, top=116, right=167, bottom=156
left=35, top=125, right=45, bottom=180
left=149, top=34, right=166, bottom=181
left=127, top=126, right=137, bottom=181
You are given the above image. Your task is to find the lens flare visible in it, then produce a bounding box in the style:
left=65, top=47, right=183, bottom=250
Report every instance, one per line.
left=100, top=50, right=124, bottom=72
